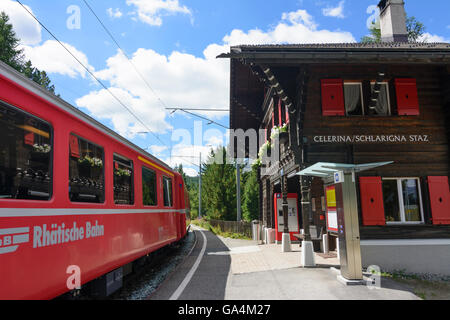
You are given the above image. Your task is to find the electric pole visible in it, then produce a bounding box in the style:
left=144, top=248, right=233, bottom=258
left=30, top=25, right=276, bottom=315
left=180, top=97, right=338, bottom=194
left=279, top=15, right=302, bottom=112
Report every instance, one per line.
left=198, top=152, right=202, bottom=219
left=236, top=161, right=241, bottom=222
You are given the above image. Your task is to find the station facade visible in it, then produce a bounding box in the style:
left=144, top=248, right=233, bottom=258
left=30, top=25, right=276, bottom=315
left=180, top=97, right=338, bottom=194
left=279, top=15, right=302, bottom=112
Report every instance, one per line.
left=220, top=3, right=450, bottom=276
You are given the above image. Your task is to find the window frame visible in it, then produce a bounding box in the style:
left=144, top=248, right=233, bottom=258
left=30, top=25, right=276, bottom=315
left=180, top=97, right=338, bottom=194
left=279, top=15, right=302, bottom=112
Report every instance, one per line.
left=142, top=166, right=157, bottom=207
left=162, top=175, right=173, bottom=208
left=0, top=100, right=54, bottom=201
left=68, top=133, right=105, bottom=204
left=343, top=82, right=365, bottom=116
left=382, top=177, right=425, bottom=225
left=370, top=81, right=392, bottom=116
left=113, top=153, right=135, bottom=206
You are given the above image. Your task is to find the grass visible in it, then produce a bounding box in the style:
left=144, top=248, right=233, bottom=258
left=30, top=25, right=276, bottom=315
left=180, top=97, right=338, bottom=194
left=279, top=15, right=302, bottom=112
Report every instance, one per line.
left=190, top=218, right=252, bottom=240
left=380, top=269, right=450, bottom=300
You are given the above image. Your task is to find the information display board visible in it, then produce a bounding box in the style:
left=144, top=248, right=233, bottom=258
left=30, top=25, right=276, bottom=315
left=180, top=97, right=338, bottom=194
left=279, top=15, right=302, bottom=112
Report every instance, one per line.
left=325, top=186, right=338, bottom=233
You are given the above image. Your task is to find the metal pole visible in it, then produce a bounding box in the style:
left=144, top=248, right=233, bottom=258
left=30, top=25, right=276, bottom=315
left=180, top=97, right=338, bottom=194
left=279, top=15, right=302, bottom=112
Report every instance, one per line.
left=281, top=174, right=289, bottom=234
left=236, top=161, right=241, bottom=222
left=198, top=152, right=202, bottom=219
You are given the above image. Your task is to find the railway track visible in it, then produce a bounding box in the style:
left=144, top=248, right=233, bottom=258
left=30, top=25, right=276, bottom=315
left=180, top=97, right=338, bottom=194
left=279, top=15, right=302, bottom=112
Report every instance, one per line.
left=58, top=227, right=195, bottom=300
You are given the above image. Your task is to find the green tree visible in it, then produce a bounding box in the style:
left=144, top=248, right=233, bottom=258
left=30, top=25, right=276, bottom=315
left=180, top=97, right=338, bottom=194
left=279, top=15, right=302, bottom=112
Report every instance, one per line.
left=21, top=60, right=56, bottom=93
left=0, top=12, right=56, bottom=93
left=175, top=164, right=188, bottom=183
left=201, top=147, right=237, bottom=221
left=0, top=11, right=24, bottom=70
left=361, top=16, right=425, bottom=43
left=242, top=166, right=259, bottom=222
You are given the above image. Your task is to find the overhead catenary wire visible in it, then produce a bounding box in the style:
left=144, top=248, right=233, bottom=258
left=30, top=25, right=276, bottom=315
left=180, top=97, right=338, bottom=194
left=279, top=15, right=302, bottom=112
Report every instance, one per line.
left=168, top=108, right=229, bottom=129
left=15, top=0, right=168, bottom=148
left=81, top=0, right=168, bottom=109
left=17, top=0, right=220, bottom=170
left=166, top=108, right=229, bottom=112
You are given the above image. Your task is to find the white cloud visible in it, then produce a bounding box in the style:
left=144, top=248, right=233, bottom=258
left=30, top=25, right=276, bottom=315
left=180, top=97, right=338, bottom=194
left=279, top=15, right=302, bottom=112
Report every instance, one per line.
left=418, top=32, right=450, bottom=43
left=0, top=0, right=41, bottom=45
left=149, top=145, right=168, bottom=155
left=76, top=86, right=171, bottom=137
left=163, top=143, right=215, bottom=170
left=76, top=46, right=228, bottom=137
left=0, top=0, right=92, bottom=79
left=20, top=40, right=94, bottom=78
left=126, top=0, right=191, bottom=26
left=222, top=9, right=355, bottom=45
left=107, top=8, right=123, bottom=19
left=183, top=167, right=198, bottom=177
left=322, top=1, right=346, bottom=19
left=76, top=7, right=355, bottom=144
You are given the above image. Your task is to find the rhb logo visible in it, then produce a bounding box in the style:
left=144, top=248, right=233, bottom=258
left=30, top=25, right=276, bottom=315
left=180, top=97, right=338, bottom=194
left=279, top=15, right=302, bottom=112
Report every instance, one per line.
left=0, top=227, right=30, bottom=254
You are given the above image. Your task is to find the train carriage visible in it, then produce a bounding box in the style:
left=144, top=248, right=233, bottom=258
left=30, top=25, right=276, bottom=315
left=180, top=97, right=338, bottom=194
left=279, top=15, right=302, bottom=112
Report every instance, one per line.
left=0, top=61, right=189, bottom=300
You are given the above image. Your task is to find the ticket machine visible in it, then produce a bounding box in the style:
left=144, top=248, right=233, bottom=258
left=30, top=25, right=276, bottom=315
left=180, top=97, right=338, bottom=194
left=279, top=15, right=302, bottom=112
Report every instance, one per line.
left=273, top=193, right=300, bottom=243
left=298, top=162, right=392, bottom=283
left=325, top=180, right=362, bottom=281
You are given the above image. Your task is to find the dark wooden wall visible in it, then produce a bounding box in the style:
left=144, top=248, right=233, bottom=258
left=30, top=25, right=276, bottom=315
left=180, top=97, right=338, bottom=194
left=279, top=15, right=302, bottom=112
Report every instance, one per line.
left=301, top=64, right=449, bottom=239
left=303, top=64, right=449, bottom=178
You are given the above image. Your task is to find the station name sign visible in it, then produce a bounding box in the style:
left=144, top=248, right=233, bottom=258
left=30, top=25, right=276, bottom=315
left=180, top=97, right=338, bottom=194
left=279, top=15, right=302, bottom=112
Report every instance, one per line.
left=311, top=135, right=430, bottom=144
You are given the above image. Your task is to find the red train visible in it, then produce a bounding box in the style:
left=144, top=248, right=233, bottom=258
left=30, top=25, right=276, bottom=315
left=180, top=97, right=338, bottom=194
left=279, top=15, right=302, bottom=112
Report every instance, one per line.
left=0, top=61, right=190, bottom=300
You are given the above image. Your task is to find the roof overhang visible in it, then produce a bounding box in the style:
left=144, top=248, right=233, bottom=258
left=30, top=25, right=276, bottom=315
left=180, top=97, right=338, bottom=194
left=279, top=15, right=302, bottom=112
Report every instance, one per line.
left=297, top=161, right=394, bottom=178
left=218, top=43, right=450, bottom=64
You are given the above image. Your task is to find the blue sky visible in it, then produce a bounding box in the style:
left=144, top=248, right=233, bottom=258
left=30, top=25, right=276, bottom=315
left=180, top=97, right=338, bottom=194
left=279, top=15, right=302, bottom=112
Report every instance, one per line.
left=1, top=0, right=449, bottom=176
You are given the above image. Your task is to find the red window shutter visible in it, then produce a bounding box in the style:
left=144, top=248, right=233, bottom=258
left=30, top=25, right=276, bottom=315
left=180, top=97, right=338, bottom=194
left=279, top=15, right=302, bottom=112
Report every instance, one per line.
left=321, top=79, right=345, bottom=116
left=278, top=100, right=283, bottom=125
left=428, top=176, right=450, bottom=225
left=69, top=135, right=80, bottom=158
left=272, top=109, right=275, bottom=128
left=395, top=78, right=419, bottom=115
left=24, top=132, right=34, bottom=146
left=359, top=177, right=386, bottom=226
left=285, top=105, right=290, bottom=124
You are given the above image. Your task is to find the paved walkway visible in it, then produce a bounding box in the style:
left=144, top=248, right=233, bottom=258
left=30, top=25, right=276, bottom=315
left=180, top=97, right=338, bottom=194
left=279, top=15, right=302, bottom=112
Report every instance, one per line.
left=218, top=236, right=339, bottom=275
left=149, top=226, right=420, bottom=300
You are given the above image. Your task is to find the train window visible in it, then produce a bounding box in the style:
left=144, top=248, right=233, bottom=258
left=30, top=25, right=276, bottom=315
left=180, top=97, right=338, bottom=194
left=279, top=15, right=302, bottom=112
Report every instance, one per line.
left=114, top=154, right=134, bottom=205
left=0, top=102, right=52, bottom=200
left=69, top=134, right=104, bottom=203
left=163, top=176, right=173, bottom=207
left=142, top=167, right=157, bottom=206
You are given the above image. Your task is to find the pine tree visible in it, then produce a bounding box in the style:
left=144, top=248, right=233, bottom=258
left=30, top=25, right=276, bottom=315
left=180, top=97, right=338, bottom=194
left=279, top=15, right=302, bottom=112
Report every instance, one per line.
left=0, top=12, right=56, bottom=93
left=201, top=147, right=236, bottom=221
left=242, top=166, right=259, bottom=222
left=0, top=11, right=24, bottom=70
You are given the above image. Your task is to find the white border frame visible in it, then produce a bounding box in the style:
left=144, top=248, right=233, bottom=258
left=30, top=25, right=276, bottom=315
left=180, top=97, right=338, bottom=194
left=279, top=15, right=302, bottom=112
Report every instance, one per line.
left=344, top=82, right=365, bottom=116
left=370, top=81, right=392, bottom=116
left=382, top=177, right=425, bottom=225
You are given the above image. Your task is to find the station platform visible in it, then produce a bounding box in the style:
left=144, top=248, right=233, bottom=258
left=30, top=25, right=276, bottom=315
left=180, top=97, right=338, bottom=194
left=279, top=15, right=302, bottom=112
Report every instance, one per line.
left=217, top=236, right=339, bottom=275
left=149, top=226, right=420, bottom=300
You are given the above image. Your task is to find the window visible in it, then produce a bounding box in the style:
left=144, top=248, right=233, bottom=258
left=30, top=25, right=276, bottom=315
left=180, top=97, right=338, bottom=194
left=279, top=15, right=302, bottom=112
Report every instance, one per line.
left=163, top=176, right=173, bottom=207
left=344, top=82, right=364, bottom=116
left=114, top=154, right=134, bottom=205
left=142, top=167, right=157, bottom=206
left=69, top=134, right=104, bottom=203
left=370, top=82, right=391, bottom=115
left=0, top=102, right=52, bottom=200
left=382, top=178, right=424, bottom=223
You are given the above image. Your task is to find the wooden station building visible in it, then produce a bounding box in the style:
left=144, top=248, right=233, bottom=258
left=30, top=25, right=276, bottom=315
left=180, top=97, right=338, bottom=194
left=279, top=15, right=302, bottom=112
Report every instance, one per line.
left=220, top=1, right=450, bottom=275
